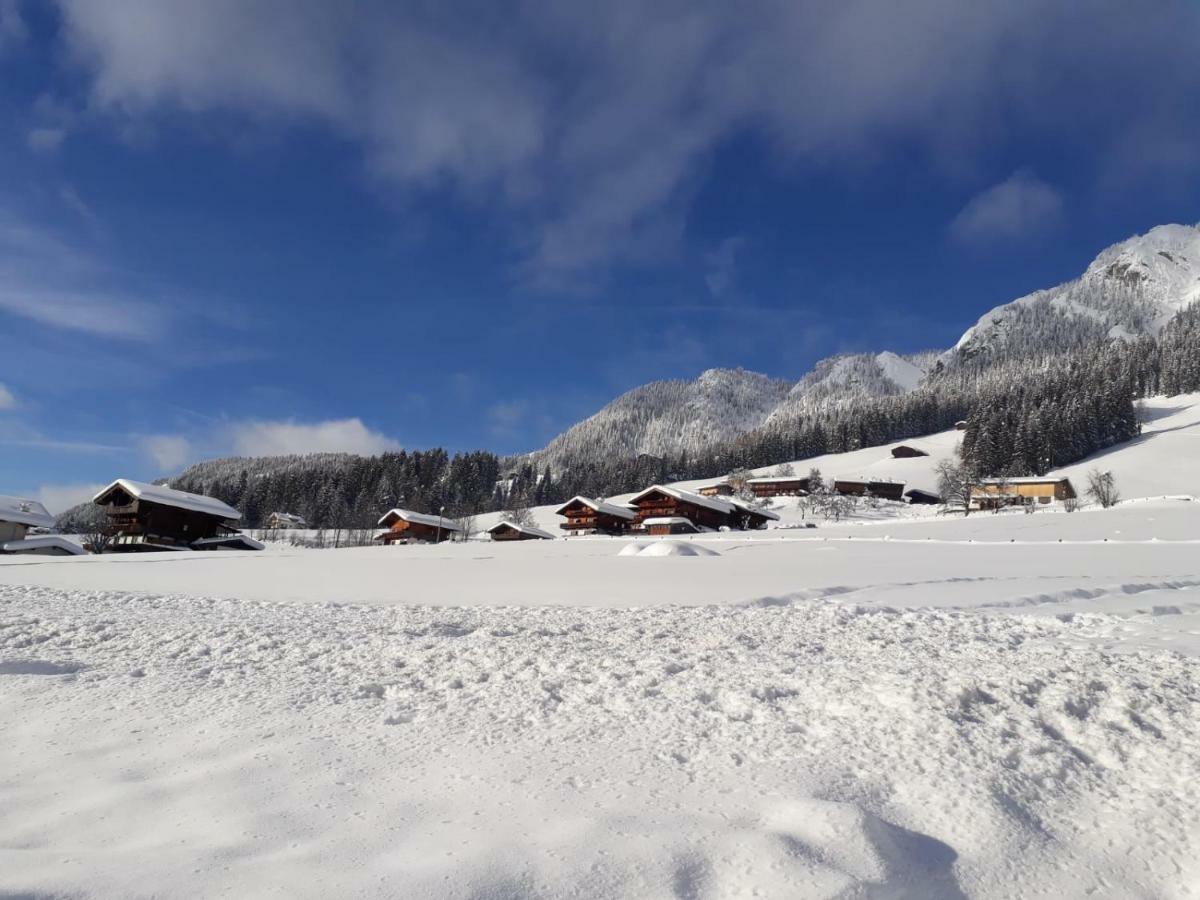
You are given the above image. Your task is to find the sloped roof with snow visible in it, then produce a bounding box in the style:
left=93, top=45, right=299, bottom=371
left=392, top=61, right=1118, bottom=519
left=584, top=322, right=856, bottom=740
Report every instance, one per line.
left=487, top=521, right=556, bottom=540
left=746, top=475, right=808, bottom=484
left=641, top=516, right=697, bottom=528
left=192, top=534, right=266, bottom=551
left=2, top=535, right=87, bottom=555
left=377, top=509, right=462, bottom=531
left=93, top=479, right=242, bottom=521
left=728, top=498, right=781, bottom=520
left=627, top=485, right=736, bottom=515
left=0, top=495, right=55, bottom=529
left=977, top=477, right=1072, bottom=486
left=553, top=496, right=637, bottom=520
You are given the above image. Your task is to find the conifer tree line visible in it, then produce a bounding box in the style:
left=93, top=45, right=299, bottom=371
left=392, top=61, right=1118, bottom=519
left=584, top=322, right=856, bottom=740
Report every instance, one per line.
left=58, top=308, right=1199, bottom=530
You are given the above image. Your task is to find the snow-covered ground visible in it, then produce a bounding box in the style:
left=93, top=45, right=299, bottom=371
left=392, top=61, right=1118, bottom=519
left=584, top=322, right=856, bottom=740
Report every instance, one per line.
left=2, top=396, right=1200, bottom=898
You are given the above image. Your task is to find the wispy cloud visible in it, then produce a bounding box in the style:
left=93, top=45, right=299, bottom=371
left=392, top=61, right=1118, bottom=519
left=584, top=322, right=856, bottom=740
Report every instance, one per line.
left=227, top=418, right=401, bottom=457
left=950, top=169, right=1064, bottom=244
left=50, top=0, right=1200, bottom=284
left=0, top=383, right=15, bottom=410
left=0, top=0, right=26, bottom=54
left=140, top=434, right=193, bottom=471
left=31, top=482, right=107, bottom=515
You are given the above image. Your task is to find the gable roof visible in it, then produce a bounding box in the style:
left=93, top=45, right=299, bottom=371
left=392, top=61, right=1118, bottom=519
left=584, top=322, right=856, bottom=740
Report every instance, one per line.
left=377, top=508, right=462, bottom=531
left=553, top=496, right=637, bottom=520
left=93, top=479, right=241, bottom=521
left=627, top=485, right=736, bottom=515
left=977, top=476, right=1072, bottom=486
left=746, top=475, right=809, bottom=485
left=0, top=495, right=55, bottom=529
left=728, top=498, right=781, bottom=521
left=487, top=521, right=556, bottom=540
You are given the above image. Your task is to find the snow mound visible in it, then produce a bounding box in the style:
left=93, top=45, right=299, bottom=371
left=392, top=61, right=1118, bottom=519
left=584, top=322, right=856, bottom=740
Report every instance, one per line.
left=622, top=541, right=721, bottom=557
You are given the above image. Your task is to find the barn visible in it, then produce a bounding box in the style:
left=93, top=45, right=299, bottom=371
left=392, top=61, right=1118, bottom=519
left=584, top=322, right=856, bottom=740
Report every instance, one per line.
left=747, top=476, right=811, bottom=498
left=93, top=479, right=254, bottom=552
left=891, top=445, right=929, bottom=459
left=488, top=521, right=556, bottom=541
left=376, top=509, right=461, bottom=544
left=833, top=478, right=906, bottom=502
left=554, top=497, right=637, bottom=536
left=904, top=488, right=942, bottom=505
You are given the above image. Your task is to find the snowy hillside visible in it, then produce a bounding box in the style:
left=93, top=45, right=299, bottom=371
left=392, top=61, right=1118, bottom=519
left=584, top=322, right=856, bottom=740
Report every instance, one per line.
left=764, top=350, right=937, bottom=426
left=950, top=223, right=1200, bottom=364
left=524, top=367, right=791, bottom=472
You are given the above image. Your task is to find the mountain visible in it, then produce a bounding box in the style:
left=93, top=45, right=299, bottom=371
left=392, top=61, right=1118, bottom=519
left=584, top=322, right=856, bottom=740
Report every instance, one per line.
left=762, top=350, right=939, bottom=428
left=948, top=223, right=1200, bottom=365
left=523, top=368, right=792, bottom=473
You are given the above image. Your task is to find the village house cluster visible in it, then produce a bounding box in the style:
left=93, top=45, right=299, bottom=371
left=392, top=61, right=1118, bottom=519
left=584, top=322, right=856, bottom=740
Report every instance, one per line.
left=0, top=441, right=1081, bottom=555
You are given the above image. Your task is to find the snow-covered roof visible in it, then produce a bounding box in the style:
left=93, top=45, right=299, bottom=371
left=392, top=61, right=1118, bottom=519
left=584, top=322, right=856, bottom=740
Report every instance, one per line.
left=192, top=534, right=266, bottom=551
left=377, top=508, right=462, bottom=531
left=93, top=479, right=241, bottom=521
left=977, top=477, right=1072, bottom=486
left=747, top=475, right=808, bottom=484
left=269, top=512, right=307, bottom=525
left=641, top=516, right=697, bottom=527
left=487, top=521, right=556, bottom=540
left=627, top=485, right=735, bottom=515
left=834, top=476, right=905, bottom=485
left=1, top=535, right=87, bottom=555
left=0, top=495, right=55, bottom=529
left=728, top=498, right=781, bottom=520
left=554, top=496, right=637, bottom=520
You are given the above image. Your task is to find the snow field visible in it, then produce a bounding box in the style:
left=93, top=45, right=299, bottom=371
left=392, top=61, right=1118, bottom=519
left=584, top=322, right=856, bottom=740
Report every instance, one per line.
left=1, top=584, right=1198, bottom=898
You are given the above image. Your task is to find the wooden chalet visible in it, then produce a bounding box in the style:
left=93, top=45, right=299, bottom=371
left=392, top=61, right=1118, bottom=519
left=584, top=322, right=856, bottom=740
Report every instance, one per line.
left=488, top=521, right=556, bottom=541
left=0, top=495, right=55, bottom=545
left=833, top=478, right=906, bottom=502
left=266, top=512, right=307, bottom=530
left=971, top=477, right=1076, bottom=509
left=891, top=444, right=929, bottom=459
left=747, top=476, right=811, bottom=498
left=696, top=482, right=734, bottom=497
left=93, top=479, right=254, bottom=552
left=904, top=488, right=942, bottom=505
left=376, top=509, right=460, bottom=544
left=627, top=485, right=735, bottom=532
left=554, top=496, right=636, bottom=536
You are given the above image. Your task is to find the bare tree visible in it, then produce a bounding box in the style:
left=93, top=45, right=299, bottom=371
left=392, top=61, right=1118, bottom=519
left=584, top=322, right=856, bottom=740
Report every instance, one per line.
left=773, top=462, right=795, bottom=477
left=1086, top=469, right=1120, bottom=508
left=503, top=505, right=535, bottom=528
left=79, top=505, right=114, bottom=554
left=727, top=467, right=755, bottom=501
left=936, top=460, right=973, bottom=517
left=454, top=512, right=478, bottom=542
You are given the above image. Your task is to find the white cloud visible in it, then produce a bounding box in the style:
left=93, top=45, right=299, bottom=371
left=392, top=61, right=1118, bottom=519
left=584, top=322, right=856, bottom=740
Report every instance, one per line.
left=50, top=0, right=1200, bottom=283
left=27, top=127, right=66, bottom=153
left=33, top=482, right=107, bottom=515
left=0, top=383, right=15, bottom=410
left=228, top=418, right=400, bottom=457
left=0, top=0, right=26, bottom=54
left=950, top=170, right=1064, bottom=244
left=140, top=434, right=193, bottom=471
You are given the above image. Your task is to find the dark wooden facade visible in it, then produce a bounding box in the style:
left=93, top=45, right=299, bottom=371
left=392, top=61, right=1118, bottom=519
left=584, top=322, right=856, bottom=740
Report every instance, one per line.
left=377, top=518, right=454, bottom=544
left=644, top=518, right=699, bottom=536
left=628, top=488, right=729, bottom=531
left=697, top=483, right=733, bottom=497
left=556, top=498, right=634, bottom=536
left=904, top=488, right=941, bottom=505
left=833, top=479, right=906, bottom=502
left=96, top=487, right=234, bottom=551
left=748, top=477, right=811, bottom=498
left=488, top=522, right=553, bottom=541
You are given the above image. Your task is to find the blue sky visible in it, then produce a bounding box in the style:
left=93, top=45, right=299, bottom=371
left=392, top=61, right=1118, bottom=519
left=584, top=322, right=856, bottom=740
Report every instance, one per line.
left=2, top=0, right=1200, bottom=510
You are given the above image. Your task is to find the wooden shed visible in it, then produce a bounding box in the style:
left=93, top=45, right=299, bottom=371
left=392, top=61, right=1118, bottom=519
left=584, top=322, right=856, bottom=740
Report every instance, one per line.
left=554, top=497, right=636, bottom=536
left=376, top=509, right=461, bottom=544
left=904, top=488, right=942, bottom=505
left=93, top=479, right=253, bottom=552
left=488, top=521, right=556, bottom=541
left=696, top=482, right=734, bottom=497
left=891, top=445, right=929, bottom=459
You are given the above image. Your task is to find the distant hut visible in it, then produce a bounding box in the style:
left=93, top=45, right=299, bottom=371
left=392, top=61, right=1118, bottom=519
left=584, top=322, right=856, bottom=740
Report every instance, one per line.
left=93, top=479, right=257, bottom=552
left=554, top=497, right=637, bottom=536
left=891, top=444, right=929, bottom=459
left=696, top=482, right=734, bottom=497
left=970, top=477, right=1077, bottom=509
left=376, top=509, right=461, bottom=544
left=747, top=476, right=811, bottom=498
left=488, top=521, right=556, bottom=541
left=833, top=478, right=906, bottom=502
left=904, top=488, right=941, bottom=505
left=955, top=420, right=968, bottom=431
